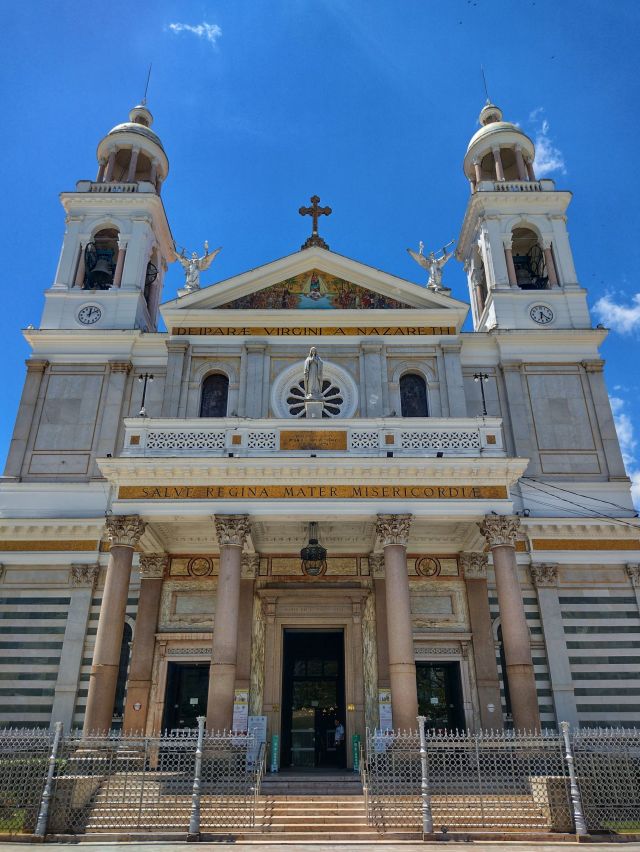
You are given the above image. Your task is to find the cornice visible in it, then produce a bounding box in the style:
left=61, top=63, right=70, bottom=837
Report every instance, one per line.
left=97, top=455, right=529, bottom=487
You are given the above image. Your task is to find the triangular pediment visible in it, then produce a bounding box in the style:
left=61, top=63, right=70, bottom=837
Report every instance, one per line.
left=217, top=268, right=415, bottom=310
left=161, top=246, right=469, bottom=333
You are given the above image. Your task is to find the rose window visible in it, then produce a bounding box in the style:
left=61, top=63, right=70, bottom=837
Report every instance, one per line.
left=286, top=379, right=344, bottom=418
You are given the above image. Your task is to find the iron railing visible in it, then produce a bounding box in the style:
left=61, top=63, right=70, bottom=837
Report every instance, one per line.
left=365, top=723, right=593, bottom=836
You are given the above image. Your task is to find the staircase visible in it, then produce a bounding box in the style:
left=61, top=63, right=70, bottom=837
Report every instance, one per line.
left=252, top=770, right=396, bottom=842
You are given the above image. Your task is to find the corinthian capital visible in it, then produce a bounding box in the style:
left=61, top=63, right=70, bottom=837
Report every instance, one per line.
left=241, top=553, right=260, bottom=578
left=460, top=551, right=488, bottom=579
left=70, top=563, right=100, bottom=587
left=479, top=515, right=520, bottom=548
left=139, top=553, right=169, bottom=579
left=375, top=514, right=412, bottom=548
left=105, top=515, right=146, bottom=548
left=626, top=563, right=640, bottom=588
left=529, top=562, right=558, bottom=588
left=214, top=514, right=251, bottom=548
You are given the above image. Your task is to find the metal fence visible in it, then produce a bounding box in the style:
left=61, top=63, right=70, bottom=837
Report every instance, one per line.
left=0, top=720, right=262, bottom=839
left=573, top=727, right=640, bottom=833
left=364, top=721, right=640, bottom=836
left=0, top=727, right=53, bottom=834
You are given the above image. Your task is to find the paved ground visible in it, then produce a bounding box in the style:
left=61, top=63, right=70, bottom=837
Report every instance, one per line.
left=3, top=844, right=640, bottom=851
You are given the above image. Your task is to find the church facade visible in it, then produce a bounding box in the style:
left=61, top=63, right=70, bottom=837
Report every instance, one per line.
left=1, top=100, right=638, bottom=765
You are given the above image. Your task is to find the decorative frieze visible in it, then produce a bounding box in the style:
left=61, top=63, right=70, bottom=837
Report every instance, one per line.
left=529, top=562, right=558, bottom=588
left=375, top=514, right=412, bottom=548
left=105, top=515, right=146, bottom=548
left=69, top=563, right=99, bottom=587
left=138, top=553, right=169, bottom=579
left=479, top=515, right=520, bottom=548
left=214, top=514, right=251, bottom=548
left=460, top=551, right=488, bottom=579
left=626, top=563, right=640, bottom=588
left=241, top=553, right=260, bottom=578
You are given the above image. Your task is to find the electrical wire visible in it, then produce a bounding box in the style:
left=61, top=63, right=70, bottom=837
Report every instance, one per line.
left=522, top=476, right=639, bottom=517
left=518, top=479, right=640, bottom=532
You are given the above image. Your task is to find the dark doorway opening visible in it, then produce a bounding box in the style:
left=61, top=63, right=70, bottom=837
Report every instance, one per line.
left=281, top=630, right=346, bottom=769
left=162, top=662, right=210, bottom=731
left=416, top=661, right=465, bottom=731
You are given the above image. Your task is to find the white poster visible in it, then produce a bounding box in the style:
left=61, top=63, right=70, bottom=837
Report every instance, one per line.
left=378, top=688, right=393, bottom=732
left=248, top=714, right=268, bottom=765
left=232, top=689, right=249, bottom=732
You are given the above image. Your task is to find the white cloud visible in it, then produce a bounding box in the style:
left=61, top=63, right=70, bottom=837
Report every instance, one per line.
left=528, top=108, right=566, bottom=177
left=610, top=395, right=640, bottom=509
left=593, top=292, right=640, bottom=335
left=168, top=22, right=222, bottom=46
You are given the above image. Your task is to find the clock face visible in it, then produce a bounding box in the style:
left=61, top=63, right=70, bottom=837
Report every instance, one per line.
left=529, top=304, right=554, bottom=325
left=77, top=305, right=102, bottom=325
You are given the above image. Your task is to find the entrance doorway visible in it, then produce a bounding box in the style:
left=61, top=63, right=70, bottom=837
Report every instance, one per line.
left=416, top=661, right=465, bottom=731
left=281, top=630, right=346, bottom=769
left=162, top=662, right=209, bottom=731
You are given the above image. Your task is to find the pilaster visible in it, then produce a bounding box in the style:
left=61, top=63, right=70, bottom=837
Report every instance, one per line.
left=51, top=564, right=99, bottom=730
left=4, top=359, right=49, bottom=478
left=162, top=340, right=190, bottom=417
left=529, top=563, right=578, bottom=728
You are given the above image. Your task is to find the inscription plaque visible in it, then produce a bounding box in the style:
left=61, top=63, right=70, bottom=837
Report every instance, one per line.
left=280, top=430, right=348, bottom=451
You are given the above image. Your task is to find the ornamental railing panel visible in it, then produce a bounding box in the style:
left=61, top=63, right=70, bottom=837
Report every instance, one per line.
left=121, top=417, right=505, bottom=459
left=572, top=727, right=640, bottom=833
left=365, top=727, right=573, bottom=834
left=19, top=728, right=260, bottom=837
left=0, top=727, right=53, bottom=834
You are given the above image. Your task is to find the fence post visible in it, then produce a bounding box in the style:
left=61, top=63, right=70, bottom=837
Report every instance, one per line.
left=560, top=721, right=587, bottom=836
left=188, top=716, right=206, bottom=841
left=417, top=716, right=433, bottom=835
left=35, top=721, right=63, bottom=837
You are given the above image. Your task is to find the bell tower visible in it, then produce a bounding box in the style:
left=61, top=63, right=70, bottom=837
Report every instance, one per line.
left=41, top=103, right=174, bottom=332
left=456, top=102, right=591, bottom=332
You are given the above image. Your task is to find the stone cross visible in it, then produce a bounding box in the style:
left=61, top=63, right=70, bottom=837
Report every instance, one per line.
left=299, top=195, right=332, bottom=249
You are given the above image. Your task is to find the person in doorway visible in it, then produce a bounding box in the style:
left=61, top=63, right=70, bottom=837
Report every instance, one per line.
left=334, top=719, right=345, bottom=766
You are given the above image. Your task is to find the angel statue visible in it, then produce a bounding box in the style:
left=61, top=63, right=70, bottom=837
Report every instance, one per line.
left=407, top=240, right=455, bottom=290
left=175, top=241, right=222, bottom=292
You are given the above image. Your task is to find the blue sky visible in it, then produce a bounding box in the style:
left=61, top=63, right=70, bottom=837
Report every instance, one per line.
left=1, top=0, right=639, bottom=501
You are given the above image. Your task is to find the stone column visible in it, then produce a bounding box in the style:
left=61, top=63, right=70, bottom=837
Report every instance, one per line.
left=123, top=553, right=168, bottom=733
left=492, top=147, right=505, bottom=181
left=96, top=159, right=106, bottom=182
left=540, top=239, right=559, bottom=286
left=515, top=146, right=528, bottom=181
left=4, top=359, right=48, bottom=478
left=126, top=147, right=140, bottom=182
left=530, top=563, right=578, bottom=728
left=104, top=149, right=116, bottom=182
left=473, top=158, right=482, bottom=183
left=461, top=552, right=503, bottom=730
left=479, top=516, right=540, bottom=731
left=113, top=239, right=127, bottom=287
left=83, top=516, right=146, bottom=734
left=74, top=243, right=86, bottom=287
left=375, top=515, right=418, bottom=731
left=207, top=515, right=250, bottom=731
left=526, top=158, right=536, bottom=181
left=51, top=564, right=99, bottom=730
left=150, top=159, right=158, bottom=185
left=504, top=248, right=517, bottom=285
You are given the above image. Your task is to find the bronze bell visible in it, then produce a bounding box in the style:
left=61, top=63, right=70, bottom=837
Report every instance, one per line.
left=86, top=258, right=113, bottom=290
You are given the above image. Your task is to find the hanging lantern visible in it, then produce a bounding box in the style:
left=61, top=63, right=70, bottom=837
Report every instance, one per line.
left=300, top=521, right=327, bottom=576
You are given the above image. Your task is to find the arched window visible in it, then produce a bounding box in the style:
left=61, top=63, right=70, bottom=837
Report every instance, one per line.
left=200, top=374, right=229, bottom=417
left=512, top=227, right=548, bottom=290
left=400, top=373, right=428, bottom=417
